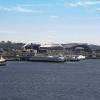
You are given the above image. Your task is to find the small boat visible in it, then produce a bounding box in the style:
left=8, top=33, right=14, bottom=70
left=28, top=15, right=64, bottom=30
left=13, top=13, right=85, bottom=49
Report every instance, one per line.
left=77, top=55, right=86, bottom=60
left=0, top=56, right=6, bottom=66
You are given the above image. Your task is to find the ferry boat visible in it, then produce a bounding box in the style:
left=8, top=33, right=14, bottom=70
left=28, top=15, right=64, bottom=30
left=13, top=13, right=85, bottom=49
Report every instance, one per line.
left=28, top=56, right=66, bottom=62
left=0, top=56, right=6, bottom=66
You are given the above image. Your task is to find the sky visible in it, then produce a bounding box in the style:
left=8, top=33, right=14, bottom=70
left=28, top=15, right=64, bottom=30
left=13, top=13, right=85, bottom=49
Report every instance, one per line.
left=0, top=0, right=100, bottom=44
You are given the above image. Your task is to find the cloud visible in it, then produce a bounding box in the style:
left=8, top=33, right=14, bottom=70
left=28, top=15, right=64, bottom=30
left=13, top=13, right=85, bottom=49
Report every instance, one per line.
left=14, top=6, right=33, bottom=12
left=19, top=4, right=33, bottom=7
left=50, top=15, right=59, bottom=18
left=96, top=8, right=100, bottom=11
left=67, top=2, right=84, bottom=7
left=64, top=1, right=100, bottom=12
left=64, top=1, right=100, bottom=8
left=85, top=1, right=100, bottom=5
left=0, top=5, right=42, bottom=13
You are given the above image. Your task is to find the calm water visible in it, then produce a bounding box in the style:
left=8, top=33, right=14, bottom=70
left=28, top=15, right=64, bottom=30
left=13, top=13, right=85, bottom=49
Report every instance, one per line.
left=0, top=60, right=100, bottom=100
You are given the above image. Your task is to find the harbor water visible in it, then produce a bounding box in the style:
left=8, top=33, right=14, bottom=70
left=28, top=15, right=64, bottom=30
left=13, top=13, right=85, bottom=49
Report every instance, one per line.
left=0, top=60, right=100, bottom=100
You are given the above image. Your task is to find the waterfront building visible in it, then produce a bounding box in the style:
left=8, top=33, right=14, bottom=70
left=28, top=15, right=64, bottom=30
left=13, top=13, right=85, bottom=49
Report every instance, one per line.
left=39, top=43, right=64, bottom=56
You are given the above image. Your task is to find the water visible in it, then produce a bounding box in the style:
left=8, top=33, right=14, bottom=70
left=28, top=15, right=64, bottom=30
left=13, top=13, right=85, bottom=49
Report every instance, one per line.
left=0, top=60, right=100, bottom=100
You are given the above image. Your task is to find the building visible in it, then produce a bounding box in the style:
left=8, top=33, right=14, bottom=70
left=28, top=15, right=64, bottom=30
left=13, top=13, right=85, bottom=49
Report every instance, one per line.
left=39, top=43, right=64, bottom=56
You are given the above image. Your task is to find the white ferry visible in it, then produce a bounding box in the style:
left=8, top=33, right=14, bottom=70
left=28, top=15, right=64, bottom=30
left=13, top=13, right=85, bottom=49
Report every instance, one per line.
left=29, top=56, right=66, bottom=62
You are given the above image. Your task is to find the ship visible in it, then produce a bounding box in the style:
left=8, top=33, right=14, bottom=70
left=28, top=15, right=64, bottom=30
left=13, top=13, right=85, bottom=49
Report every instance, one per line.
left=0, top=56, right=6, bottom=66
left=28, top=56, right=66, bottom=62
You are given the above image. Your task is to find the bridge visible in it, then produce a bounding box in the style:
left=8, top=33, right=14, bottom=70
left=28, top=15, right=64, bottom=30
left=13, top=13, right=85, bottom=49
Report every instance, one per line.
left=62, top=43, right=92, bottom=53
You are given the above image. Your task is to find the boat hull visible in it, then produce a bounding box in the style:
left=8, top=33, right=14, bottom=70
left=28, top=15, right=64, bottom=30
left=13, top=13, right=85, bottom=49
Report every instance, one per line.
left=0, top=62, right=6, bottom=66
left=28, top=56, right=66, bottom=62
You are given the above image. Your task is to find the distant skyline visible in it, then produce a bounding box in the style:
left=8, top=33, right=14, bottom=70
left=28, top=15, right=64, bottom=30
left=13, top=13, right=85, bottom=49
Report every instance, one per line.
left=0, top=0, right=100, bottom=44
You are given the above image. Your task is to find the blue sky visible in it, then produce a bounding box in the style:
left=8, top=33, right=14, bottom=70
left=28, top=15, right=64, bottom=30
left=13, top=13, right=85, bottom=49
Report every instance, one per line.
left=0, top=0, right=100, bottom=44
